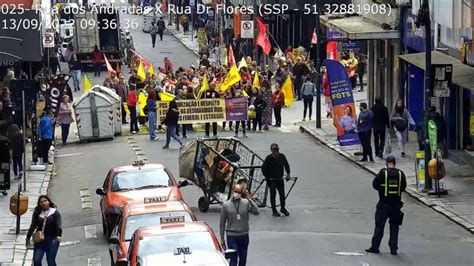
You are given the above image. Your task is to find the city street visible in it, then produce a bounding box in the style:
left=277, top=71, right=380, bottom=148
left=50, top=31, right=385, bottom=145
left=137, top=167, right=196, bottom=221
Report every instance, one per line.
left=46, top=12, right=474, bottom=266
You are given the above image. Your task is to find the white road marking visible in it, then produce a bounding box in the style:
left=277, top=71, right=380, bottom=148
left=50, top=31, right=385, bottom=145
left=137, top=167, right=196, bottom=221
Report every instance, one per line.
left=278, top=126, right=292, bottom=133
left=60, top=240, right=81, bottom=247
left=332, top=251, right=366, bottom=256
left=87, top=257, right=102, bottom=266
left=84, top=225, right=97, bottom=239
left=55, top=153, right=84, bottom=158
left=360, top=262, right=370, bottom=266
left=303, top=209, right=312, bottom=214
left=80, top=188, right=93, bottom=210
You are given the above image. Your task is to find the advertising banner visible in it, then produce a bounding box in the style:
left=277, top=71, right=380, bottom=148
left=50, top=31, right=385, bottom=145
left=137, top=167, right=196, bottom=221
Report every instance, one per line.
left=158, top=98, right=248, bottom=124
left=324, top=59, right=360, bottom=146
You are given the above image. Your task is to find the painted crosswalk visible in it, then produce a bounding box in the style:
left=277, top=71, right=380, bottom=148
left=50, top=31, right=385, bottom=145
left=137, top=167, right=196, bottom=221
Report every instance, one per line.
left=80, top=188, right=93, bottom=210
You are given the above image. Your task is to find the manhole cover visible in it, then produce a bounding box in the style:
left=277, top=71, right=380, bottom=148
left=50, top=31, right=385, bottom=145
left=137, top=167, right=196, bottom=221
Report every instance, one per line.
left=332, top=251, right=366, bottom=256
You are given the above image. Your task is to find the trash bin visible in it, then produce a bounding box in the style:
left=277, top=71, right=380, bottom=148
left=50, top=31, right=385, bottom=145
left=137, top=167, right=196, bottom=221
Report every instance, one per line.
left=74, top=91, right=115, bottom=142
left=91, top=85, right=122, bottom=136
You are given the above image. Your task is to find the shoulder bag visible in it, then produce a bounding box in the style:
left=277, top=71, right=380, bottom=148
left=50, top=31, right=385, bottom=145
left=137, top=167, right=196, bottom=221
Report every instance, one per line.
left=32, top=211, right=48, bottom=243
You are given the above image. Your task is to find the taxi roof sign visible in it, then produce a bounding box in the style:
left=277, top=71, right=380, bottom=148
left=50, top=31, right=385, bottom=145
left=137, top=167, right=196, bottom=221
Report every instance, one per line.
left=174, top=247, right=191, bottom=255
left=160, top=216, right=185, bottom=224
left=133, top=160, right=145, bottom=167
left=144, top=197, right=167, bottom=204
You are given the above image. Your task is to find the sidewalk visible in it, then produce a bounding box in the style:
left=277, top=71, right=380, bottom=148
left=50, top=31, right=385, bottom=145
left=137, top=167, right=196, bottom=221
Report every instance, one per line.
left=166, top=22, right=200, bottom=56
left=0, top=144, right=55, bottom=265
left=299, top=118, right=474, bottom=234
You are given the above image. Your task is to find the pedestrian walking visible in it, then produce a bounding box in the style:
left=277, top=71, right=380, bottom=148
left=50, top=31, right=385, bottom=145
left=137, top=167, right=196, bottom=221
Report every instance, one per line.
left=49, top=51, right=61, bottom=75
left=127, top=87, right=139, bottom=134
left=272, top=84, right=284, bottom=127
left=150, top=22, right=158, bottom=47
left=366, top=155, right=406, bottom=255
left=7, top=124, right=23, bottom=180
left=161, top=100, right=183, bottom=149
left=180, top=15, right=190, bottom=34
left=115, top=74, right=128, bottom=124
left=260, top=80, right=273, bottom=130
left=92, top=45, right=104, bottom=77
left=157, top=17, right=166, bottom=41
left=234, top=87, right=247, bottom=138
left=203, top=84, right=219, bottom=137
left=371, top=98, right=390, bottom=158
left=292, top=57, right=310, bottom=101
left=261, top=143, right=291, bottom=217
left=38, top=107, right=54, bottom=165
left=27, top=195, right=62, bottom=266
left=357, top=102, right=374, bottom=162
left=357, top=54, right=367, bottom=92
left=301, top=76, right=315, bottom=121
left=68, top=55, right=82, bottom=92
left=146, top=91, right=158, bottom=141
left=220, top=184, right=260, bottom=266
left=58, top=95, right=74, bottom=145
left=390, top=99, right=415, bottom=158
left=252, top=89, right=266, bottom=132
left=322, top=69, right=333, bottom=118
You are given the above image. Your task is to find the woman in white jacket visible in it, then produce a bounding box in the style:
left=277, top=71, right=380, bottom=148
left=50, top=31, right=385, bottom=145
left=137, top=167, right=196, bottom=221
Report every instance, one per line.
left=390, top=99, right=415, bottom=157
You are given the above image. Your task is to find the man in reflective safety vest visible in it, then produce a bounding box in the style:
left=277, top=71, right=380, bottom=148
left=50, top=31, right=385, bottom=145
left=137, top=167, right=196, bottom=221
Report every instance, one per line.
left=366, top=155, right=407, bottom=255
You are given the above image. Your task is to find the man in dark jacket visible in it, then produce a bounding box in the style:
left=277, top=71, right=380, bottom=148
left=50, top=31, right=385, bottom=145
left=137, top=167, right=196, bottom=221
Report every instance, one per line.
left=292, top=57, right=310, bottom=101
left=262, top=143, right=291, bottom=217
left=366, top=155, right=407, bottom=255
left=371, top=98, right=390, bottom=158
left=357, top=102, right=374, bottom=162
left=203, top=84, right=220, bottom=137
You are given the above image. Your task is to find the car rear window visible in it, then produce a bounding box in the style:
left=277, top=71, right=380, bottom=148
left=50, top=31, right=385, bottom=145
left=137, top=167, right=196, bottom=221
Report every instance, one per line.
left=137, top=232, right=216, bottom=258
left=111, top=169, right=172, bottom=192
left=124, top=211, right=193, bottom=240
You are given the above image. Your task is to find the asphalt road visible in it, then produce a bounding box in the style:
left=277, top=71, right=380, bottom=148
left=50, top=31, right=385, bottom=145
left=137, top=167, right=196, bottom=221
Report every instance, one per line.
left=49, top=8, right=474, bottom=266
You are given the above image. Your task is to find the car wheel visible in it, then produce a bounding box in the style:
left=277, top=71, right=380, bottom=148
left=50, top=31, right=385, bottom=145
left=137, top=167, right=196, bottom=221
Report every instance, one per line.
left=198, top=196, right=209, bottom=212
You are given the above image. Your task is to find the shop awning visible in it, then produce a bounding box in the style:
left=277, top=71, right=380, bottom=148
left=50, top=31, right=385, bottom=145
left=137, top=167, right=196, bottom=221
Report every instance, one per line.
left=399, top=51, right=474, bottom=89
left=320, top=15, right=398, bottom=40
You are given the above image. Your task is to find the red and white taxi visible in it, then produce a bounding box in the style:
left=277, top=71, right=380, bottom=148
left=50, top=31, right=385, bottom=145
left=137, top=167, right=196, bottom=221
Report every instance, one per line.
left=123, top=222, right=234, bottom=266
left=108, top=201, right=197, bottom=265
left=96, top=161, right=189, bottom=236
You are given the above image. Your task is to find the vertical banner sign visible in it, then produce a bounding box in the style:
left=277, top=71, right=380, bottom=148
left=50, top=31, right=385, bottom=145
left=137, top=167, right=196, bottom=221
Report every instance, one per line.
left=225, top=97, right=248, bottom=121
left=47, top=74, right=71, bottom=118
left=431, top=64, right=452, bottom=97
left=415, top=151, right=425, bottom=190
left=324, top=59, right=360, bottom=146
left=428, top=120, right=438, bottom=158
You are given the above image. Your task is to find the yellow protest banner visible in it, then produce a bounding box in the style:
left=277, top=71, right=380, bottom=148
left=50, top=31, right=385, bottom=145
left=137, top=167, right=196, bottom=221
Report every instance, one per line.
left=220, top=65, right=241, bottom=91
left=158, top=99, right=226, bottom=124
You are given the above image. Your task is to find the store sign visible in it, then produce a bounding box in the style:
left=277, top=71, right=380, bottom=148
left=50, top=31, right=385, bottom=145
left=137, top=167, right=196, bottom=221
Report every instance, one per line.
left=240, top=21, right=254, bottom=39
left=326, top=28, right=346, bottom=41
left=431, top=64, right=452, bottom=97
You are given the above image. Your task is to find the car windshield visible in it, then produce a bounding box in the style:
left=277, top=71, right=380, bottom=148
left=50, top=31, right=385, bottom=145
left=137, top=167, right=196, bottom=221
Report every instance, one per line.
left=137, top=232, right=216, bottom=258
left=124, top=212, right=193, bottom=240
left=111, top=169, right=171, bottom=192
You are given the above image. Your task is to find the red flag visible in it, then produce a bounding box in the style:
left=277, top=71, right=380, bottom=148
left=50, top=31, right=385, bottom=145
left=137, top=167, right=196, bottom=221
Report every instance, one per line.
left=104, top=55, right=114, bottom=76
left=228, top=44, right=236, bottom=66
left=162, top=0, right=167, bottom=12
left=255, top=18, right=271, bottom=55
left=311, top=31, right=318, bottom=44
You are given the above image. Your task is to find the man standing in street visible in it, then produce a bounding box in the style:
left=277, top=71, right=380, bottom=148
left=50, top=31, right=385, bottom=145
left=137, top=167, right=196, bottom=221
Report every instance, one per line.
left=150, top=22, right=158, bottom=48
left=157, top=17, right=166, bottom=41
left=220, top=184, right=260, bottom=266
left=366, top=155, right=407, bottom=255
left=262, top=143, right=291, bottom=217
left=292, top=57, right=310, bottom=101
left=357, top=102, right=374, bottom=162
left=203, top=84, right=219, bottom=137
left=371, top=98, right=390, bottom=158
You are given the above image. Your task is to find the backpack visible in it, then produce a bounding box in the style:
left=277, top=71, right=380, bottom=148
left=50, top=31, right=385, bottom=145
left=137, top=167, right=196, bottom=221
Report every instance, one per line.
left=394, top=119, right=407, bottom=132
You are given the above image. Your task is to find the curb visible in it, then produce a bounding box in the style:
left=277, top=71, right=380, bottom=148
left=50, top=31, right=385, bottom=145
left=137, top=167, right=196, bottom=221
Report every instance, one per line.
left=300, top=125, right=474, bottom=234
left=165, top=25, right=199, bottom=57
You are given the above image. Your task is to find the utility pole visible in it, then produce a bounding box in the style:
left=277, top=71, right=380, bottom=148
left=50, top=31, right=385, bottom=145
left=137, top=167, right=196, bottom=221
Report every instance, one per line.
left=315, top=0, right=322, bottom=128
left=416, top=0, right=433, bottom=191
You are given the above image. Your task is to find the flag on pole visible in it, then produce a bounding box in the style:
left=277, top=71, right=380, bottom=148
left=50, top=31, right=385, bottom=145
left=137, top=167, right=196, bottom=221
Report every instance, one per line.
left=104, top=55, right=114, bottom=76
left=228, top=44, right=236, bottom=66
left=220, top=65, right=241, bottom=91
left=137, top=62, right=146, bottom=81
left=83, top=74, right=92, bottom=92
left=237, top=57, right=248, bottom=70
left=149, top=65, right=155, bottom=75
left=252, top=72, right=260, bottom=89
left=280, top=75, right=294, bottom=107
left=256, top=17, right=271, bottom=55
left=159, top=92, right=175, bottom=102
left=197, top=74, right=209, bottom=99
left=311, top=30, right=318, bottom=44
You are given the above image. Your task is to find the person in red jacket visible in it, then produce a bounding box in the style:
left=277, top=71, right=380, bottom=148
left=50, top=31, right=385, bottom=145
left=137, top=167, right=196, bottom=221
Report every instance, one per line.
left=127, top=87, right=139, bottom=134
left=272, top=84, right=284, bottom=127
left=322, top=69, right=333, bottom=118
left=92, top=45, right=104, bottom=77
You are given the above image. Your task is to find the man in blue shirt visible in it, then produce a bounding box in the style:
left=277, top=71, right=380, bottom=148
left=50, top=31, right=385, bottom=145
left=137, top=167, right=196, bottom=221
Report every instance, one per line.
left=38, top=107, right=54, bottom=165
left=357, top=102, right=374, bottom=162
